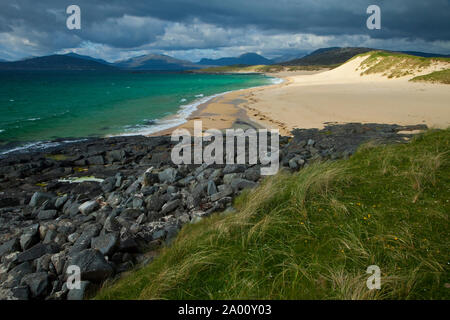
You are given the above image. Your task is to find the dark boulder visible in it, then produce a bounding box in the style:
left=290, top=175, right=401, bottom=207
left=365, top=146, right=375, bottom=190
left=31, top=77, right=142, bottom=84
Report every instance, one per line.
left=70, top=249, right=114, bottom=282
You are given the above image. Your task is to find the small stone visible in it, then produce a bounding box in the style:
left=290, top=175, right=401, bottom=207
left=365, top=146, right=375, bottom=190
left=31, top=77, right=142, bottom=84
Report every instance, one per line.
left=207, top=180, right=218, bottom=196
left=37, top=209, right=58, bottom=220
left=68, top=233, right=79, bottom=243
left=78, top=200, right=99, bottom=215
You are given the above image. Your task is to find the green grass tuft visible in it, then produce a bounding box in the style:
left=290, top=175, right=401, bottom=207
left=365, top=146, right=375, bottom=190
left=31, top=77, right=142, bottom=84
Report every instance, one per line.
left=353, top=51, right=450, bottom=79
left=96, top=129, right=450, bottom=300
left=411, top=69, right=450, bottom=85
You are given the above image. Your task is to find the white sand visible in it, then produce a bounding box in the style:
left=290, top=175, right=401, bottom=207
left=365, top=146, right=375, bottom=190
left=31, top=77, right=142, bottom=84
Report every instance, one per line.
left=242, top=56, right=450, bottom=132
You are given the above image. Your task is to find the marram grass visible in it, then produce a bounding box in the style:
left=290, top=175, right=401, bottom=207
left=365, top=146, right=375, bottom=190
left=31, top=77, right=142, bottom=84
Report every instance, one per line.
left=96, top=129, right=450, bottom=300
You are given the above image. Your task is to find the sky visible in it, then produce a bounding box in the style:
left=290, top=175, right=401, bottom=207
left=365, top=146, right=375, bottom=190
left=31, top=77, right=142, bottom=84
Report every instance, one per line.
left=0, top=0, right=449, bottom=62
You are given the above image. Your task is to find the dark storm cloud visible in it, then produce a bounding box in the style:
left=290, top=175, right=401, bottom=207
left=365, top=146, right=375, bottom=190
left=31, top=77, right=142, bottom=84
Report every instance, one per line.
left=0, top=0, right=449, bottom=59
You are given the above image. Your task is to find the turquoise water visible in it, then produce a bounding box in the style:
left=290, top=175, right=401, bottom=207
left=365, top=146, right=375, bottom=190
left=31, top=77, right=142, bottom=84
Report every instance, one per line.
left=0, top=71, right=273, bottom=152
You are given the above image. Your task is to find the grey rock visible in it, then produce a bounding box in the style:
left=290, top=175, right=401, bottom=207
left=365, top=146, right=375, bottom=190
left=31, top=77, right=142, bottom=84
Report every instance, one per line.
left=100, top=177, right=116, bottom=193
left=107, top=192, right=122, bottom=207
left=210, top=185, right=233, bottom=202
left=43, top=229, right=57, bottom=244
left=118, top=234, right=139, bottom=253
left=152, top=229, right=166, bottom=241
left=70, top=249, right=113, bottom=282
left=223, top=173, right=242, bottom=185
left=69, top=224, right=101, bottom=255
left=132, top=197, right=144, bottom=209
left=0, top=239, right=20, bottom=258
left=145, top=193, right=165, bottom=212
left=11, top=286, right=29, bottom=300
left=120, top=208, right=141, bottom=220
left=86, top=156, right=104, bottom=165
left=223, top=164, right=246, bottom=174
left=136, top=213, right=146, bottom=225
left=161, top=199, right=181, bottom=215
left=125, top=180, right=141, bottom=195
left=50, top=252, right=66, bottom=275
left=106, top=149, right=125, bottom=163
left=103, top=216, right=121, bottom=233
left=231, top=179, right=257, bottom=191
left=244, top=166, right=261, bottom=182
left=17, top=243, right=60, bottom=263
left=4, top=262, right=33, bottom=288
left=37, top=209, right=58, bottom=220
left=78, top=200, right=99, bottom=215
left=158, top=168, right=179, bottom=183
left=91, top=233, right=118, bottom=256
left=142, top=171, right=158, bottom=187
left=67, top=281, right=93, bottom=300
left=207, top=180, right=218, bottom=196
left=288, top=158, right=299, bottom=170
left=67, top=233, right=79, bottom=243
left=35, top=253, right=52, bottom=272
left=20, top=272, right=49, bottom=298
left=20, top=232, right=39, bottom=251
left=55, top=195, right=68, bottom=209
left=29, top=192, right=54, bottom=207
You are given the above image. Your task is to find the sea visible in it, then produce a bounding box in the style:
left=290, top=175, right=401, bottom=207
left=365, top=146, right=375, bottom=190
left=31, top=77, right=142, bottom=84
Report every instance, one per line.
left=0, top=71, right=276, bottom=154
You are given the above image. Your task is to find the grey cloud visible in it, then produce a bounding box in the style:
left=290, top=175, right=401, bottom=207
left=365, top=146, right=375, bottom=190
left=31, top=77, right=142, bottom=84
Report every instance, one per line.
left=0, top=0, right=448, bottom=60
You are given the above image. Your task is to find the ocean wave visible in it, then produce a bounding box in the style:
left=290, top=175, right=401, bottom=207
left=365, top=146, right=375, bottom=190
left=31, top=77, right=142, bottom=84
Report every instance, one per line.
left=0, top=129, right=4, bottom=133
left=27, top=117, right=41, bottom=121
left=270, top=77, right=284, bottom=84
left=116, top=91, right=231, bottom=137
left=0, top=139, right=88, bottom=155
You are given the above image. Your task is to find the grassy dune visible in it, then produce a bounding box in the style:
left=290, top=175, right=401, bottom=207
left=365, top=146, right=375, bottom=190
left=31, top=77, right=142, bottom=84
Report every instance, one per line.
left=355, top=51, right=450, bottom=81
left=96, top=129, right=450, bottom=300
left=411, top=69, right=450, bottom=85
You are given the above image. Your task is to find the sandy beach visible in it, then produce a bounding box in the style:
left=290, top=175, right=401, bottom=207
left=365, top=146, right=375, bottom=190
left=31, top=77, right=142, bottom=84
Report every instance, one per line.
left=157, top=56, right=450, bottom=136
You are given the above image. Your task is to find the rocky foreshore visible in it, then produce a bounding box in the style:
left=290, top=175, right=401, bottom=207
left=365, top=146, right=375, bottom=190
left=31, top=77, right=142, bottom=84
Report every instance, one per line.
left=0, top=123, right=426, bottom=300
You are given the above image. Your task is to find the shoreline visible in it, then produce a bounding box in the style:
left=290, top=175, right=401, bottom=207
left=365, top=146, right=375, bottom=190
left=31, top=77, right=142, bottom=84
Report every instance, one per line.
left=151, top=71, right=305, bottom=137
left=159, top=58, right=450, bottom=137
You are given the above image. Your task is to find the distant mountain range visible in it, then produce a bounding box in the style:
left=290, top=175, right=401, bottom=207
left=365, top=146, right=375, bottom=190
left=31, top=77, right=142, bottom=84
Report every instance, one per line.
left=197, top=53, right=273, bottom=66
left=114, top=54, right=200, bottom=71
left=0, top=48, right=448, bottom=71
left=63, top=52, right=111, bottom=66
left=0, top=54, right=116, bottom=71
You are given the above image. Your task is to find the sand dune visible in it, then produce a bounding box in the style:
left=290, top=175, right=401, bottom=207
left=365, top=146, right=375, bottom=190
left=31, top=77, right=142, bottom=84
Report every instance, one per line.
left=156, top=54, right=449, bottom=137
left=241, top=55, right=450, bottom=132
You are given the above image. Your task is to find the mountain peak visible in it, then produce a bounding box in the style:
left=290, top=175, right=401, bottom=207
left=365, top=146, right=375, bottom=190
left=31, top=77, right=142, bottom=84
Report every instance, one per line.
left=198, top=53, right=273, bottom=66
